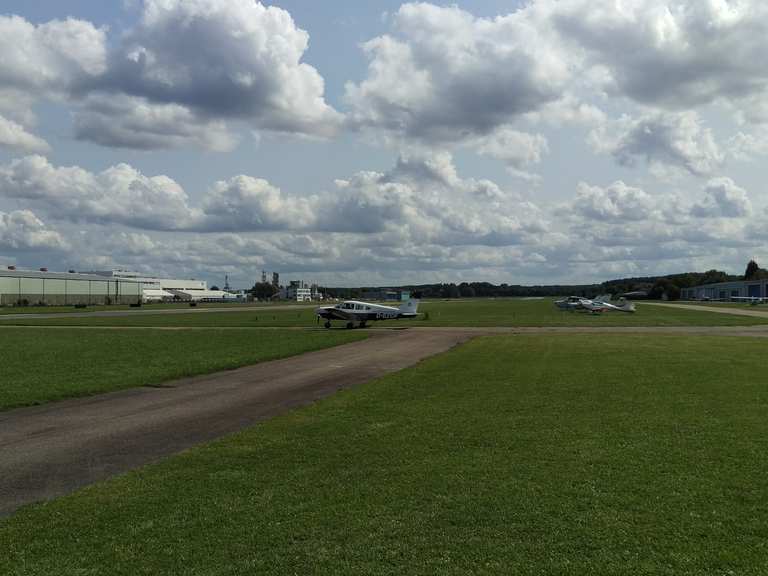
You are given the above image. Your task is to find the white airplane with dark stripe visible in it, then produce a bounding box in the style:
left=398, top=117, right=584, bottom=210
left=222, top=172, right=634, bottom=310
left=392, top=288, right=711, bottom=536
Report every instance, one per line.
left=315, top=300, right=420, bottom=329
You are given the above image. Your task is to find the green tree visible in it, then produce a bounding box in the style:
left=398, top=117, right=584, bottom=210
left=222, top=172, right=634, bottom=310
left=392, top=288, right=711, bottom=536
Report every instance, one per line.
left=649, top=278, right=680, bottom=300
left=251, top=282, right=276, bottom=300
left=745, top=260, right=760, bottom=280
left=441, top=284, right=460, bottom=298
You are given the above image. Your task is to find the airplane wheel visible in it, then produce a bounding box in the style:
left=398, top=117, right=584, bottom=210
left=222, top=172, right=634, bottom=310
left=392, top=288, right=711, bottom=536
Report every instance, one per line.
left=346, top=322, right=354, bottom=329
left=324, top=321, right=331, bottom=329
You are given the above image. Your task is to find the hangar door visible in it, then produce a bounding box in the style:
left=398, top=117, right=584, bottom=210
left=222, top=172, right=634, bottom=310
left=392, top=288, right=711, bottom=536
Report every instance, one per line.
left=748, top=284, right=761, bottom=298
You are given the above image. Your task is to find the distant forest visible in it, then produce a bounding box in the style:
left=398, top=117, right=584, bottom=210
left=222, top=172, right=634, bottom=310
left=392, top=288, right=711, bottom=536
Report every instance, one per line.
left=322, top=261, right=766, bottom=301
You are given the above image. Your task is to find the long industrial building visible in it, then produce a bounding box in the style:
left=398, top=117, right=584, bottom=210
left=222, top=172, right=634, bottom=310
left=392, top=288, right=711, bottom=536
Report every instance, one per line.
left=681, top=280, right=768, bottom=301
left=87, top=270, right=240, bottom=302
left=0, top=268, right=142, bottom=306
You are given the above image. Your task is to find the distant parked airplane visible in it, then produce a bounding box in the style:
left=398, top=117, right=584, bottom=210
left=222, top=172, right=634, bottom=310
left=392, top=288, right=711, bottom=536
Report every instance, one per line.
left=555, top=295, right=636, bottom=314
left=315, top=300, right=420, bottom=328
left=730, top=296, right=766, bottom=306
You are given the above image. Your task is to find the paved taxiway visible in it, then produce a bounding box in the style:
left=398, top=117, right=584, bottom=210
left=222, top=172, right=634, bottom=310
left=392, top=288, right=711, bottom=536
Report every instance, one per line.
left=644, top=301, right=768, bottom=319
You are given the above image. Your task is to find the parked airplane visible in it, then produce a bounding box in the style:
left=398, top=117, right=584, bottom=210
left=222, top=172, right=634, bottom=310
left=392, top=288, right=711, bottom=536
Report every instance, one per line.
left=555, top=295, right=591, bottom=311
left=555, top=295, right=636, bottom=314
left=315, top=299, right=420, bottom=328
left=730, top=296, right=766, bottom=306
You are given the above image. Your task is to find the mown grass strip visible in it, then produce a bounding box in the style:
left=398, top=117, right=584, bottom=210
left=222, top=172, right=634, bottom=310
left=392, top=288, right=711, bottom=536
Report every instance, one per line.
left=2, top=298, right=768, bottom=327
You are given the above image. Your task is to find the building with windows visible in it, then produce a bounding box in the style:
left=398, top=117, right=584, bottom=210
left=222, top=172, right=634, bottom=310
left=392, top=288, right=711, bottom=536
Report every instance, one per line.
left=681, top=280, right=767, bottom=301
left=283, top=280, right=321, bottom=301
left=360, top=289, right=411, bottom=302
left=0, top=268, right=142, bottom=306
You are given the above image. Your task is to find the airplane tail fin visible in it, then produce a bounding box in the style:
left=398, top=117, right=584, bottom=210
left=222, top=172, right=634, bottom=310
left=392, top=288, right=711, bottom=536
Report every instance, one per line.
left=398, top=299, right=420, bottom=314
left=616, top=300, right=636, bottom=313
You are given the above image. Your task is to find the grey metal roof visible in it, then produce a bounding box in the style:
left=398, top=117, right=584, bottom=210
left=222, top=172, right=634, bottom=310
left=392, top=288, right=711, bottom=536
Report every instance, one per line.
left=687, top=280, right=764, bottom=290
left=0, top=270, right=141, bottom=282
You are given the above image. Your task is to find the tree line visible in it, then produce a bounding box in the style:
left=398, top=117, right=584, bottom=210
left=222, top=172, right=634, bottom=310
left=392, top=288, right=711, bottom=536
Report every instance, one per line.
left=321, top=261, right=764, bottom=301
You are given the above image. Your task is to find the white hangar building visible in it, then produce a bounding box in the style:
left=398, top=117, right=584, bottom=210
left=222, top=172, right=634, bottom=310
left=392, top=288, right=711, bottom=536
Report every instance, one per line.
left=0, top=267, right=142, bottom=306
left=86, top=270, right=240, bottom=303
left=681, top=280, right=768, bottom=301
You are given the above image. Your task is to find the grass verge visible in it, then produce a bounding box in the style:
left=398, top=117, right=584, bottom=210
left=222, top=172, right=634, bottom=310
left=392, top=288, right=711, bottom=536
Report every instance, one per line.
left=2, top=334, right=768, bottom=574
left=0, top=328, right=365, bottom=410
left=2, top=298, right=768, bottom=327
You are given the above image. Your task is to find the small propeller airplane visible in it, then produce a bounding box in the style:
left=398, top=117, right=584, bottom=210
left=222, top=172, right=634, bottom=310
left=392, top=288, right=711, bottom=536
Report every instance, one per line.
left=315, top=299, right=420, bottom=329
left=555, top=294, right=636, bottom=314
left=729, top=296, right=766, bottom=306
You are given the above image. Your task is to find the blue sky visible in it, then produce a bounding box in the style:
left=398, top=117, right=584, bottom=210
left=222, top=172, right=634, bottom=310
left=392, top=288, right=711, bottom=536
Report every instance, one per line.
left=0, top=1, right=766, bottom=287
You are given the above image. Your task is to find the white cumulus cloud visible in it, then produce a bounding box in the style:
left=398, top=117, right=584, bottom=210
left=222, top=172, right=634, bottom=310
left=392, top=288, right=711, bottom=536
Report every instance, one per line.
left=551, top=0, right=768, bottom=116
left=590, top=111, right=723, bottom=178
left=0, top=210, right=68, bottom=251
left=0, top=155, right=200, bottom=231
left=345, top=2, right=572, bottom=145
left=200, top=176, right=316, bottom=232
left=0, top=15, right=107, bottom=94
left=87, top=0, right=342, bottom=143
left=691, top=177, right=752, bottom=218
left=570, top=181, right=661, bottom=222
left=0, top=115, right=50, bottom=154
left=0, top=2, right=341, bottom=152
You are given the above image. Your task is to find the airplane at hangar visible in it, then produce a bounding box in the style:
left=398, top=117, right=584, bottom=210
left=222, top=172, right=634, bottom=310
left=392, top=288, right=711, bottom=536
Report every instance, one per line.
left=315, top=300, right=420, bottom=329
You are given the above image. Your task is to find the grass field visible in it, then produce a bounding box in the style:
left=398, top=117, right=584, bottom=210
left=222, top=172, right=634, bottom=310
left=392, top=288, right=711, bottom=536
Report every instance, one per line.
left=674, top=301, right=768, bottom=310
left=3, top=334, right=768, bottom=574
left=1, top=298, right=767, bottom=327
left=0, top=329, right=364, bottom=410
left=0, top=301, right=310, bottom=314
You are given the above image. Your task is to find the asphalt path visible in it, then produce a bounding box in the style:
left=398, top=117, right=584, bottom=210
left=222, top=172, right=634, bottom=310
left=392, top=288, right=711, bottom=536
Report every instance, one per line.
left=0, top=303, right=313, bottom=321
left=644, top=301, right=768, bottom=319
left=0, top=328, right=476, bottom=517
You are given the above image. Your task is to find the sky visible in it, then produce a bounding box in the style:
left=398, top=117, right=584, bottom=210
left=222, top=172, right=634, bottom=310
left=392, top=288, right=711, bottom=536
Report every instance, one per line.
left=0, top=0, right=767, bottom=288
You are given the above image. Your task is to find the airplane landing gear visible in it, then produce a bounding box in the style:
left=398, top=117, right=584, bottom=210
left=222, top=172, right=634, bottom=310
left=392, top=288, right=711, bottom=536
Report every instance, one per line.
left=324, top=321, right=331, bottom=329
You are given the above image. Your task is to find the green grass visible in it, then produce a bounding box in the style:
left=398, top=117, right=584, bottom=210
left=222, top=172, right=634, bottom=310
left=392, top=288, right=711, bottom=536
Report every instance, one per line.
left=3, top=298, right=767, bottom=327
left=0, top=328, right=364, bottom=410
left=3, top=334, right=768, bottom=574
left=0, top=301, right=308, bottom=314
left=673, top=301, right=768, bottom=310
left=412, top=299, right=768, bottom=326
